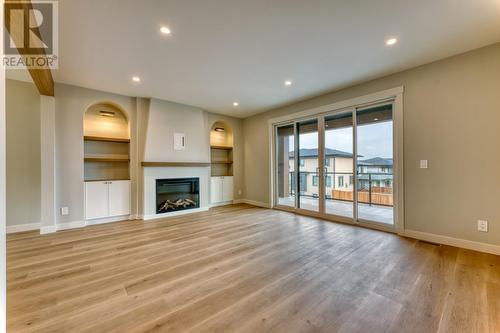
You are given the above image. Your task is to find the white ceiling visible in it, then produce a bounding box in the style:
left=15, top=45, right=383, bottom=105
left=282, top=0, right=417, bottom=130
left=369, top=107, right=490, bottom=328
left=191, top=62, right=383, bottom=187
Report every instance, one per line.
left=9, top=0, right=500, bottom=117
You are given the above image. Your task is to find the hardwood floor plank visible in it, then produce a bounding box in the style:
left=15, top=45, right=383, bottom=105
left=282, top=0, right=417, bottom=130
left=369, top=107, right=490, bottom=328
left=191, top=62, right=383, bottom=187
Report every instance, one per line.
left=7, top=204, right=500, bottom=333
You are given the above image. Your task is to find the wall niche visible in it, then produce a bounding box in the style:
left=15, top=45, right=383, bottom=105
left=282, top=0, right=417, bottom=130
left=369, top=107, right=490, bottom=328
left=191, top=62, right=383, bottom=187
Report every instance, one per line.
left=83, top=103, right=130, bottom=181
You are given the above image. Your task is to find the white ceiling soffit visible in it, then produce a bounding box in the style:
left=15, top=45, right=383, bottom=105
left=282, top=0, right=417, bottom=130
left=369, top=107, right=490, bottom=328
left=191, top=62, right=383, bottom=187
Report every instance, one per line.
left=24, top=0, right=500, bottom=117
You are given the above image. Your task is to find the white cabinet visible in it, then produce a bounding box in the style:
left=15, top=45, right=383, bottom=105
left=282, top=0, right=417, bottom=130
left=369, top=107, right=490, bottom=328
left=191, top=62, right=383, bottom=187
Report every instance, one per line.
left=85, top=180, right=130, bottom=220
left=85, top=181, right=109, bottom=219
left=222, top=176, right=233, bottom=202
left=109, top=181, right=131, bottom=217
left=211, top=176, right=233, bottom=204
left=210, top=177, right=223, bottom=203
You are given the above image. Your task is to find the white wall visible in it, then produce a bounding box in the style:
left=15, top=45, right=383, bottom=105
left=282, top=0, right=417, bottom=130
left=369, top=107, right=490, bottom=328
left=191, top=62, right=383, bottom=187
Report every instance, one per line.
left=144, top=99, right=210, bottom=163
left=5, top=79, right=41, bottom=228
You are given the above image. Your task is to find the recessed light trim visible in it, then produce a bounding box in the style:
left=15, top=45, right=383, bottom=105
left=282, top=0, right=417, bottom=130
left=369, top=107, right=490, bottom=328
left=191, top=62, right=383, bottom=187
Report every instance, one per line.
left=386, top=38, right=398, bottom=46
left=284, top=80, right=293, bottom=86
left=160, top=26, right=171, bottom=35
left=132, top=76, right=141, bottom=82
left=214, top=127, right=225, bottom=132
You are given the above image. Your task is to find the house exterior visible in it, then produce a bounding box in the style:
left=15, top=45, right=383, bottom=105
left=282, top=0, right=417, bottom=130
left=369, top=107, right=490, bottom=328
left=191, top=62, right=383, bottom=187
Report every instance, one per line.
left=288, top=149, right=393, bottom=198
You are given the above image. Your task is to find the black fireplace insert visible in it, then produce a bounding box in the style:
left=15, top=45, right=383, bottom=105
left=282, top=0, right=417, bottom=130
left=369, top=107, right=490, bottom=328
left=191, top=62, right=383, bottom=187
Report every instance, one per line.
left=156, top=178, right=200, bottom=214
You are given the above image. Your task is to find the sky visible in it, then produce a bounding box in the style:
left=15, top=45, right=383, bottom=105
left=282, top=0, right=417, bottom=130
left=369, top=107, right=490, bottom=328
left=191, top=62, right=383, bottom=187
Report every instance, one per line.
left=289, top=121, right=393, bottom=160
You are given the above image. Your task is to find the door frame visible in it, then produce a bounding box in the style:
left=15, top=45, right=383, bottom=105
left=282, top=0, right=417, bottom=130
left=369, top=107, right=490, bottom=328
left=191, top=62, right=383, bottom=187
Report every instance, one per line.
left=269, top=86, right=404, bottom=234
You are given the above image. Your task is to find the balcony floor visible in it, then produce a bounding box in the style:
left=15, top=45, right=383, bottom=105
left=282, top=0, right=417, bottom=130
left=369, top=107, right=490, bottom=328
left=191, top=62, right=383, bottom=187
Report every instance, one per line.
left=278, top=196, right=393, bottom=225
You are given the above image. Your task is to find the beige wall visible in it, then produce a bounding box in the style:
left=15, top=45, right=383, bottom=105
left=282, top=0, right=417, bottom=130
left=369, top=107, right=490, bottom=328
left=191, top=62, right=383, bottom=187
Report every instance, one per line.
left=6, top=79, right=41, bottom=227
left=244, top=42, right=500, bottom=246
left=54, top=83, right=137, bottom=225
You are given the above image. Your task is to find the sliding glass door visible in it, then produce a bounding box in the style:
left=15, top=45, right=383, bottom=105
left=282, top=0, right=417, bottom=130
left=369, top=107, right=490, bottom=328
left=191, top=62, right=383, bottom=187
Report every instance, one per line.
left=297, top=119, right=319, bottom=213
left=324, top=111, right=354, bottom=219
left=276, top=124, right=295, bottom=208
left=274, top=102, right=396, bottom=229
left=356, top=105, right=394, bottom=225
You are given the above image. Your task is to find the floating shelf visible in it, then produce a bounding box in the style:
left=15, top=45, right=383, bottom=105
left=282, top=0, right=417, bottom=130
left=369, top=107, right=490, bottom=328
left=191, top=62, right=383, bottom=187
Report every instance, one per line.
left=210, top=145, right=233, bottom=150
left=84, top=157, right=130, bottom=163
left=84, top=136, right=130, bottom=143
left=141, top=162, right=211, bottom=167
left=84, top=178, right=130, bottom=182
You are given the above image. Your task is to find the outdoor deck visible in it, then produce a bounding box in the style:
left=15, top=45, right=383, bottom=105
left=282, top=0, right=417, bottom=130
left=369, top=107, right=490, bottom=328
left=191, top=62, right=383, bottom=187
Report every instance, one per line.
left=278, top=196, right=393, bottom=225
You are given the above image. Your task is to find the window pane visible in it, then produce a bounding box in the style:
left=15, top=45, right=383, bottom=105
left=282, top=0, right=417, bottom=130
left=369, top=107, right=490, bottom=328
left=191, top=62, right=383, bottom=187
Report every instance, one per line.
left=276, top=124, right=295, bottom=207
left=324, top=112, right=354, bottom=218
left=356, top=104, right=394, bottom=225
left=298, top=119, right=319, bottom=212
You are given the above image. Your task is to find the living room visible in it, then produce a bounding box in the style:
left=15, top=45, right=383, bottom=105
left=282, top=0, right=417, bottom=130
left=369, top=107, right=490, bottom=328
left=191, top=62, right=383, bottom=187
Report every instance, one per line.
left=0, top=1, right=500, bottom=332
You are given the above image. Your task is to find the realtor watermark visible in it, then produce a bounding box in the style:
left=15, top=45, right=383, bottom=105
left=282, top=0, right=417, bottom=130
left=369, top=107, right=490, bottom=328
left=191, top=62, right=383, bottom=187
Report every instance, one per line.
left=3, top=0, right=58, bottom=69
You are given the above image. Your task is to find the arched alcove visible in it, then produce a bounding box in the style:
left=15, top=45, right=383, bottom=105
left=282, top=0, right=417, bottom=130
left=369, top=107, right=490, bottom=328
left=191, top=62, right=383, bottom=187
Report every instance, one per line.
left=83, top=102, right=130, bottom=182
left=210, top=121, right=233, bottom=177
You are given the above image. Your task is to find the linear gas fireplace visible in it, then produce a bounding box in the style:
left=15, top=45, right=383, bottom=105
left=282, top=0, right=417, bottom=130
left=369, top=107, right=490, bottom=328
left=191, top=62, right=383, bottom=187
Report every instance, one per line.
left=156, top=178, right=200, bottom=214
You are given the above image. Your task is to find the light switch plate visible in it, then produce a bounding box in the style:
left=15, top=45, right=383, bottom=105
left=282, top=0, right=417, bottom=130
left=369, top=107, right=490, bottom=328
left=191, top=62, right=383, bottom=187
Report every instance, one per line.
left=478, top=220, right=488, bottom=232
left=61, top=207, right=69, bottom=216
left=174, top=133, right=186, bottom=151
left=420, top=160, right=428, bottom=169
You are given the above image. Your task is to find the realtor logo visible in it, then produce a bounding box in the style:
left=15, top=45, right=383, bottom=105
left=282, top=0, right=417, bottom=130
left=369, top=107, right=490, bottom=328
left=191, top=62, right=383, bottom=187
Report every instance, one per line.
left=3, top=0, right=58, bottom=69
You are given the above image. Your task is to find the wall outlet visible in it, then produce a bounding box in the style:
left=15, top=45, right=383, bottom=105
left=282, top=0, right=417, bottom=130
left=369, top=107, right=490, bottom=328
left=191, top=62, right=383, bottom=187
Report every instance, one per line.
left=61, top=207, right=69, bottom=216
left=420, top=160, right=428, bottom=169
left=477, top=220, right=488, bottom=232
left=238, top=189, right=242, bottom=196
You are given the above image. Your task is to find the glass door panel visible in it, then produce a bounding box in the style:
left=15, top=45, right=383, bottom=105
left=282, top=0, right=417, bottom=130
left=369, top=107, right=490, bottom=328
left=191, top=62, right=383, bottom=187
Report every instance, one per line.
left=324, top=112, right=354, bottom=218
left=297, top=119, right=319, bottom=212
left=276, top=124, right=295, bottom=208
left=356, top=104, right=394, bottom=225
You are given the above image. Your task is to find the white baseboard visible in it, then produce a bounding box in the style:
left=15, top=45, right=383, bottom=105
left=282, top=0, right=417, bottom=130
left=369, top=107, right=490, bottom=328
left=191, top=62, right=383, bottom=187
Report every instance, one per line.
left=40, top=225, right=57, bottom=234
left=6, top=223, right=40, bottom=234
left=238, top=199, right=271, bottom=208
left=403, top=229, right=500, bottom=256
left=57, top=220, right=86, bottom=231
left=143, top=207, right=210, bottom=221
left=209, top=201, right=234, bottom=208
left=86, top=215, right=131, bottom=226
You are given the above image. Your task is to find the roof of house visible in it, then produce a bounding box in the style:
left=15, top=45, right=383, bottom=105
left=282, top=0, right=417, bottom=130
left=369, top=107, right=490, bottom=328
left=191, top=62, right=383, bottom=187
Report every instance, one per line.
left=359, top=157, right=393, bottom=166
left=289, top=148, right=353, bottom=158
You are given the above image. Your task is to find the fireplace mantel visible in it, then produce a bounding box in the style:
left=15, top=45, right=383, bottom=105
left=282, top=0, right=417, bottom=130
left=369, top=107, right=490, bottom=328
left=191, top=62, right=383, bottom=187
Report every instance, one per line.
left=141, top=162, right=210, bottom=167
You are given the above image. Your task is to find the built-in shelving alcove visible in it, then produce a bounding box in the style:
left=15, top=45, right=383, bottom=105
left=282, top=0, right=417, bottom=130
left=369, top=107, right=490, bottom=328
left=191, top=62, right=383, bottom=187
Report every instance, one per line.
left=83, top=103, right=130, bottom=181
left=210, top=121, right=233, bottom=177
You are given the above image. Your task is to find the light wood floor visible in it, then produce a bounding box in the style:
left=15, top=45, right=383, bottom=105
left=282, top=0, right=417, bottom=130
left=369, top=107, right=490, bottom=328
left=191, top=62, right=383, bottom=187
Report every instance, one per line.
left=7, top=204, right=500, bottom=332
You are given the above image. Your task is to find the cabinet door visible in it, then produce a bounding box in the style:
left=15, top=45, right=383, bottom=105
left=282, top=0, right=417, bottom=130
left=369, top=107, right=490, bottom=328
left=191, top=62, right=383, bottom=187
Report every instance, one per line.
left=210, top=177, right=223, bottom=203
left=222, top=176, right=234, bottom=202
left=108, top=180, right=131, bottom=217
left=85, top=182, right=109, bottom=219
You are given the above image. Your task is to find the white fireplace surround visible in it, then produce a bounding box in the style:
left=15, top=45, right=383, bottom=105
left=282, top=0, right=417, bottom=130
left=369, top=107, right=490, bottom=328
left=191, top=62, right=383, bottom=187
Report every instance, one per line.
left=143, top=166, right=210, bottom=220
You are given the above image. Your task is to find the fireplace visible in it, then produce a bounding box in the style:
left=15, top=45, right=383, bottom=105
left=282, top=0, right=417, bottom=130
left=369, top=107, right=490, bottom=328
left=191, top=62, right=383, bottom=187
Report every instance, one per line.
left=156, top=178, right=200, bottom=214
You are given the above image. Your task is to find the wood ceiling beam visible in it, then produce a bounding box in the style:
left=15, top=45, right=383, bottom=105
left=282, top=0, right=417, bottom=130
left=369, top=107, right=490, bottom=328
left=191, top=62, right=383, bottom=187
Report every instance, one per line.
left=4, top=0, right=55, bottom=96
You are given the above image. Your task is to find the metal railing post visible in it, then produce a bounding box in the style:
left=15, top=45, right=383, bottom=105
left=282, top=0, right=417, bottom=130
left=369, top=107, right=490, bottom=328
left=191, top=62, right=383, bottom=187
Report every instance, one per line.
left=369, top=173, right=372, bottom=206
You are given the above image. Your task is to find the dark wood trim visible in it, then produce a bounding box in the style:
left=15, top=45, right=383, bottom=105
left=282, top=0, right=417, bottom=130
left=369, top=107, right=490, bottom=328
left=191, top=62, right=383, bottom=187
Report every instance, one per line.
left=85, top=158, right=130, bottom=163
left=210, top=146, right=233, bottom=150
left=84, top=136, right=131, bottom=143
left=141, top=162, right=211, bottom=167
left=84, top=179, right=131, bottom=182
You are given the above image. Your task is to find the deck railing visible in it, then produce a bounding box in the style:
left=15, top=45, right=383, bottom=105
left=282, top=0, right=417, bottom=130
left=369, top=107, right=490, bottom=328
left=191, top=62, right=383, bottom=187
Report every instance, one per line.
left=288, top=171, right=393, bottom=207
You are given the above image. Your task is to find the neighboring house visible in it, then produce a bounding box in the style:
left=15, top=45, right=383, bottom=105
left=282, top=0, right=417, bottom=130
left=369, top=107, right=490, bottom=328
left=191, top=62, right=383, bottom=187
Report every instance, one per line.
left=288, top=149, right=393, bottom=197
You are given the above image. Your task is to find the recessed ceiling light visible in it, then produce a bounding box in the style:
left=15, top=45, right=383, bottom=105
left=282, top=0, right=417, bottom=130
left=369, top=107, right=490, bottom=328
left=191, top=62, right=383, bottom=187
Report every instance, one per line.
left=284, top=80, right=293, bottom=86
left=160, top=26, right=171, bottom=35
left=132, top=76, right=141, bottom=82
left=233, top=102, right=239, bottom=107
left=386, top=38, right=398, bottom=46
